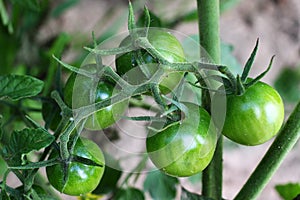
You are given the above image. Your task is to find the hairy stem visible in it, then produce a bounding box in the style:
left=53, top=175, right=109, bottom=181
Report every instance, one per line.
left=234, top=101, right=300, bottom=200
left=197, top=0, right=222, bottom=199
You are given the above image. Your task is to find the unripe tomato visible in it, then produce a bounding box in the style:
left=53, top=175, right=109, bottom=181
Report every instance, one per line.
left=46, top=137, right=105, bottom=196
left=115, top=29, right=185, bottom=94
left=64, top=72, right=127, bottom=130
left=146, top=102, right=217, bottom=177
left=215, top=81, right=284, bottom=145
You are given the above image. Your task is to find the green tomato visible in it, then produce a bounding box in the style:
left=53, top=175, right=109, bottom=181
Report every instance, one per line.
left=64, top=72, right=127, bottom=130
left=46, top=137, right=105, bottom=196
left=146, top=102, right=217, bottom=177
left=115, top=29, right=185, bottom=94
left=218, top=81, right=284, bottom=146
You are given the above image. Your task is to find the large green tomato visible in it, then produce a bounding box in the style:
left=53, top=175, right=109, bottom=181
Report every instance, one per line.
left=46, top=137, right=105, bottom=196
left=219, top=81, right=284, bottom=146
left=64, top=72, right=127, bottom=130
left=115, top=29, right=185, bottom=94
left=146, top=103, right=217, bottom=177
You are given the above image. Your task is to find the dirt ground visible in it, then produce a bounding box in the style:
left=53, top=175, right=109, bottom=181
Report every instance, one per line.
left=16, top=0, right=300, bottom=199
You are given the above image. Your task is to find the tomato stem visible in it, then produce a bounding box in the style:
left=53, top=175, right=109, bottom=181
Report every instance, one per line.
left=197, top=0, right=223, bottom=199
left=234, top=100, right=300, bottom=200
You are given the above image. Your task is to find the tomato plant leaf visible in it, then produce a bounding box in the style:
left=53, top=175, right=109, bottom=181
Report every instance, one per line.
left=115, top=187, right=145, bottom=200
left=274, top=67, right=300, bottom=103
left=1, top=128, right=54, bottom=166
left=181, top=187, right=214, bottom=200
left=275, top=183, right=300, bottom=200
left=0, top=155, right=7, bottom=178
left=10, top=0, right=41, bottom=12
left=0, top=75, right=44, bottom=101
left=144, top=170, right=179, bottom=200
left=1, top=189, right=10, bottom=200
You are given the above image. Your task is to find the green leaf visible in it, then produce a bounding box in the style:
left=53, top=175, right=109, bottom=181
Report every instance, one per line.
left=144, top=170, right=179, bottom=200
left=0, top=74, right=44, bottom=101
left=275, top=183, right=300, bottom=200
left=115, top=187, right=145, bottom=200
left=1, top=189, right=10, bottom=200
left=0, top=155, right=7, bottom=178
left=181, top=187, right=214, bottom=200
left=10, top=0, right=41, bottom=12
left=274, top=67, right=300, bottom=103
left=2, top=128, right=54, bottom=166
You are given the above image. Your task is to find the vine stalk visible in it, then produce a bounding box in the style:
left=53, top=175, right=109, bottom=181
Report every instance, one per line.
left=197, top=0, right=223, bottom=199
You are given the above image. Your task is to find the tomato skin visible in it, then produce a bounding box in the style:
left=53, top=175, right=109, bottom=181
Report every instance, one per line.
left=115, top=29, right=185, bottom=94
left=146, top=103, right=217, bottom=177
left=220, top=81, right=284, bottom=146
left=64, top=72, right=127, bottom=130
left=46, top=137, right=105, bottom=196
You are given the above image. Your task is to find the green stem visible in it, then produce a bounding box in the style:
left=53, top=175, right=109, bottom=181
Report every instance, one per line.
left=197, top=0, right=222, bottom=199
left=84, top=44, right=135, bottom=56
left=198, top=0, right=220, bottom=64
left=234, top=101, right=300, bottom=200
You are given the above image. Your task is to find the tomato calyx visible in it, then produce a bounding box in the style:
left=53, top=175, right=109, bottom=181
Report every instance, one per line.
left=204, top=39, right=275, bottom=96
left=229, top=39, right=274, bottom=96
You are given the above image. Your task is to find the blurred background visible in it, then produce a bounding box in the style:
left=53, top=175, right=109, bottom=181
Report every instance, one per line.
left=0, top=0, right=299, bottom=199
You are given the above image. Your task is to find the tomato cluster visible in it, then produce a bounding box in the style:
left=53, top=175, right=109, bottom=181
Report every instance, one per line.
left=45, top=28, right=285, bottom=195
